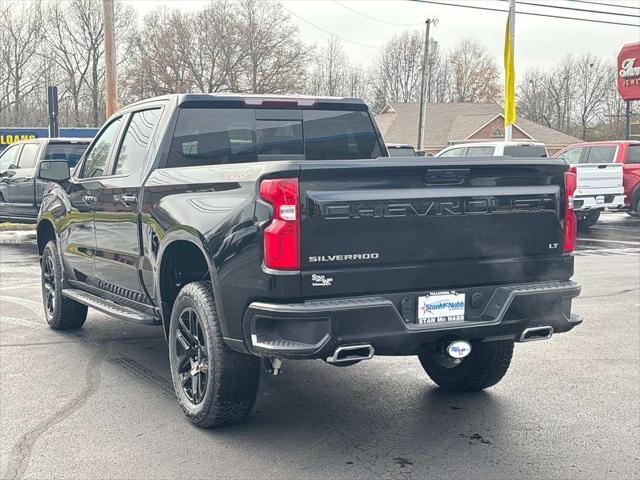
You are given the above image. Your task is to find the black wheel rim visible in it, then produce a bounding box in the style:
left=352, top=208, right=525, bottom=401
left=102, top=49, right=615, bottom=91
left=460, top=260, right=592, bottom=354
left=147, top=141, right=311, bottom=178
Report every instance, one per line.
left=42, top=256, right=56, bottom=318
left=175, top=308, right=209, bottom=405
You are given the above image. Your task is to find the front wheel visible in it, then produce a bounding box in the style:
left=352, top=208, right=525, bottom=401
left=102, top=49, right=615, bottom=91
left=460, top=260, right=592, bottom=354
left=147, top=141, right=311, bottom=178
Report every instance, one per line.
left=576, top=210, right=600, bottom=230
left=168, top=282, right=261, bottom=428
left=418, top=340, right=514, bottom=391
left=41, top=240, right=87, bottom=329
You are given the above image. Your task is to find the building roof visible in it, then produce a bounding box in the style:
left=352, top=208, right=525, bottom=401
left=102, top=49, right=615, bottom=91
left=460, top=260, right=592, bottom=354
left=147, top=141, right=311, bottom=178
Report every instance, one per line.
left=375, top=102, right=582, bottom=149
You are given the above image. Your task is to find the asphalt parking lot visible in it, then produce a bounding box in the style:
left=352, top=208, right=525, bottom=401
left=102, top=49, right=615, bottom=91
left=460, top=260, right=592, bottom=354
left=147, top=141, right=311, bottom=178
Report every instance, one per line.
left=1, top=212, right=638, bottom=480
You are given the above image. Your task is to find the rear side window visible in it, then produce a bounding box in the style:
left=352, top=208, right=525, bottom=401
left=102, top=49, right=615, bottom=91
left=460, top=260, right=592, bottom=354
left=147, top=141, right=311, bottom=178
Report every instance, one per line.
left=17, top=144, right=40, bottom=168
left=438, top=147, right=465, bottom=157
left=586, top=146, right=616, bottom=163
left=466, top=146, right=495, bottom=156
left=503, top=145, right=547, bottom=157
left=44, top=143, right=89, bottom=167
left=113, top=109, right=162, bottom=175
left=626, top=145, right=640, bottom=164
left=166, top=107, right=381, bottom=167
left=560, top=147, right=583, bottom=164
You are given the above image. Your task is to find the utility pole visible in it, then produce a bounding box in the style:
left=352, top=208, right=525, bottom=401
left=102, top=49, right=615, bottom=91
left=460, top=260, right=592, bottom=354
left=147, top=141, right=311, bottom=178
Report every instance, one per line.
left=47, top=86, right=59, bottom=138
left=417, top=19, right=435, bottom=151
left=102, top=0, right=118, bottom=118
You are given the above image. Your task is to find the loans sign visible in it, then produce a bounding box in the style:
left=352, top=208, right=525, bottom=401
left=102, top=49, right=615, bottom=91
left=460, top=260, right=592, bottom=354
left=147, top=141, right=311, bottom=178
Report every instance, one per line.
left=618, top=43, right=640, bottom=101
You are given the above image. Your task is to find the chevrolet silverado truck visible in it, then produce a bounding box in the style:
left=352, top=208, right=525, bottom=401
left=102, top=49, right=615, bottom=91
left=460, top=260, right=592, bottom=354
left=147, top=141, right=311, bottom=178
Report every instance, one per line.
left=0, top=137, right=90, bottom=223
left=36, top=94, right=582, bottom=428
left=554, top=143, right=626, bottom=229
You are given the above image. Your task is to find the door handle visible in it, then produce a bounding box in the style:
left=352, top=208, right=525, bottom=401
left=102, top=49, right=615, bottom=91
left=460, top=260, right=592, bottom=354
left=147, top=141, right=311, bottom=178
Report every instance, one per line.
left=120, top=194, right=137, bottom=206
left=82, top=195, right=96, bottom=205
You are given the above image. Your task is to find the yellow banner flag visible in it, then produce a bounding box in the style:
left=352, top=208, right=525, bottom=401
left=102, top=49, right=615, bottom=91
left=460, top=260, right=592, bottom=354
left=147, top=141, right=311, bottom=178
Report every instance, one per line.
left=504, top=13, right=516, bottom=127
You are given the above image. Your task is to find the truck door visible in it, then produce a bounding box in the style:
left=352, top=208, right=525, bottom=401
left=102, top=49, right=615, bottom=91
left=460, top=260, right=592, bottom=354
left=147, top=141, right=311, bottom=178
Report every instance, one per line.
left=6, top=142, right=41, bottom=219
left=0, top=144, right=23, bottom=217
left=62, top=117, right=124, bottom=284
left=93, top=108, right=162, bottom=302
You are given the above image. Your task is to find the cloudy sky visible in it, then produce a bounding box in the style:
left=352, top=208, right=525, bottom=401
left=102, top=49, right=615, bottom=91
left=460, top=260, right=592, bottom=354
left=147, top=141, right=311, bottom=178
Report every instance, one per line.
left=128, top=0, right=639, bottom=73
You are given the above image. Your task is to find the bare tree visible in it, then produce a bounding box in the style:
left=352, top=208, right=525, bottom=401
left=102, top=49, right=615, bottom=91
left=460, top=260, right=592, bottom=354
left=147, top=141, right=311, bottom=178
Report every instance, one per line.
left=448, top=38, right=500, bottom=103
left=573, top=54, right=608, bottom=141
left=235, top=0, right=308, bottom=94
left=0, top=0, right=44, bottom=125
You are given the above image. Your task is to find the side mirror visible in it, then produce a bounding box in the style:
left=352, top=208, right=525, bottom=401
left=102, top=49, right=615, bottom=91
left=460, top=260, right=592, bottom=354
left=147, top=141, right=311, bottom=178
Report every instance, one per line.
left=38, top=160, right=70, bottom=182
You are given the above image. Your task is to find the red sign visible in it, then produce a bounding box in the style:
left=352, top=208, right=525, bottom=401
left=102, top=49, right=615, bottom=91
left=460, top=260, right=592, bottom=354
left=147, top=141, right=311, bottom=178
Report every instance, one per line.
left=618, top=43, right=640, bottom=101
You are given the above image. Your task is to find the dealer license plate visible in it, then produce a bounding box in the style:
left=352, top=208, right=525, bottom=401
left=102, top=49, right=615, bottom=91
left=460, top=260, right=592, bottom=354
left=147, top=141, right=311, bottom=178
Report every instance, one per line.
left=417, top=291, right=466, bottom=324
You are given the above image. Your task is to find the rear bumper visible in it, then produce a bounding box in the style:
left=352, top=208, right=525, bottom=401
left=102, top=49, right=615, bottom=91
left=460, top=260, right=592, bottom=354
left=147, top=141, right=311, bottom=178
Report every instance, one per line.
left=233, top=280, right=582, bottom=359
left=573, top=194, right=625, bottom=211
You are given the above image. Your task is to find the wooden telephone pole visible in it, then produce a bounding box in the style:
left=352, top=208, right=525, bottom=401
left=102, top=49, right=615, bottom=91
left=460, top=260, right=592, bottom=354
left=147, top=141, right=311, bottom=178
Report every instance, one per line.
left=102, top=0, right=117, bottom=117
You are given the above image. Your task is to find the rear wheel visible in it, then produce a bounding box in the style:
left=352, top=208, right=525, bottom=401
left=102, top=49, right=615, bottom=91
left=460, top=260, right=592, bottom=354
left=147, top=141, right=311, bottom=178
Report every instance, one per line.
left=418, top=340, right=514, bottom=391
left=41, top=240, right=87, bottom=329
left=168, top=282, right=260, bottom=427
left=576, top=210, right=600, bottom=230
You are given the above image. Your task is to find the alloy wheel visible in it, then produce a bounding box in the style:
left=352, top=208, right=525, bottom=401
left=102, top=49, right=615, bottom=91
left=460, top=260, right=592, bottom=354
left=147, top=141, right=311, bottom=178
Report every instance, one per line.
left=175, top=307, right=209, bottom=404
left=42, top=255, right=56, bottom=318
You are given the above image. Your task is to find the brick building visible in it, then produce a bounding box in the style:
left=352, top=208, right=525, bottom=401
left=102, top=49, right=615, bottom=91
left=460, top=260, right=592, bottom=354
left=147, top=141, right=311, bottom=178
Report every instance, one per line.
left=375, top=102, right=582, bottom=156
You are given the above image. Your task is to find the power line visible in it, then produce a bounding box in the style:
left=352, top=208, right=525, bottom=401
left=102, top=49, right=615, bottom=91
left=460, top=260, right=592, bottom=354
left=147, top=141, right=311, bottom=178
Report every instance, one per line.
left=496, top=0, right=640, bottom=19
left=569, top=0, right=640, bottom=12
left=333, top=0, right=424, bottom=27
left=408, top=0, right=640, bottom=27
left=281, top=5, right=383, bottom=49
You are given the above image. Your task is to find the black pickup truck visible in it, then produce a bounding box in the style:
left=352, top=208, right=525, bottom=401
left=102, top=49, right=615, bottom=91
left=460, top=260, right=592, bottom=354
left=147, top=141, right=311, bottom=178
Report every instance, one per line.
left=37, top=94, right=582, bottom=427
left=0, top=138, right=90, bottom=223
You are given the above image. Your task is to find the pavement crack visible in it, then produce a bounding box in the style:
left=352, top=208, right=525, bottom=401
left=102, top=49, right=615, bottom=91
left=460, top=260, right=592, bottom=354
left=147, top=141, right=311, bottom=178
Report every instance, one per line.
left=2, top=347, right=106, bottom=480
left=578, top=287, right=640, bottom=300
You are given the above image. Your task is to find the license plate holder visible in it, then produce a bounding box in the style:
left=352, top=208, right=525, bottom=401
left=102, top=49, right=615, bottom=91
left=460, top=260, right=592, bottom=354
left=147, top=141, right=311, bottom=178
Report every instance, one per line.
left=417, top=291, right=466, bottom=325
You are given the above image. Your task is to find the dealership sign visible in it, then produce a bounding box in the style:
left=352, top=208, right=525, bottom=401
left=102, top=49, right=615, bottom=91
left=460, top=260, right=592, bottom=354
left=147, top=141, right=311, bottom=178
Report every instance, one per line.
left=618, top=43, right=640, bottom=101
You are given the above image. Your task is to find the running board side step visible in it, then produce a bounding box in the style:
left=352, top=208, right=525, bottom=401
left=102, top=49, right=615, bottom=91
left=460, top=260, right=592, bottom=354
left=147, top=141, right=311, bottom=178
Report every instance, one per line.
left=62, top=289, right=157, bottom=324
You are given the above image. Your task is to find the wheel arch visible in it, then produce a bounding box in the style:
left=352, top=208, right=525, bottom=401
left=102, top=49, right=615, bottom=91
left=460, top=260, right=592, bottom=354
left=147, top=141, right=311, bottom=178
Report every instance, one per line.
left=36, top=217, right=57, bottom=257
left=155, top=232, right=227, bottom=339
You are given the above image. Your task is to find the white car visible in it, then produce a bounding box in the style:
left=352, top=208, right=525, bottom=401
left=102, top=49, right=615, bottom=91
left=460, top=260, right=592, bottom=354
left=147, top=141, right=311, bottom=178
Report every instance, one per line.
left=436, top=141, right=549, bottom=158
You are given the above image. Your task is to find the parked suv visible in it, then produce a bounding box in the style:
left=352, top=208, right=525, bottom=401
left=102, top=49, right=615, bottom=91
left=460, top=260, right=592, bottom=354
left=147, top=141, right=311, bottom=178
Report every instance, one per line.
left=555, top=141, right=640, bottom=216
left=37, top=94, right=581, bottom=427
left=0, top=138, right=90, bottom=223
left=436, top=141, right=549, bottom=158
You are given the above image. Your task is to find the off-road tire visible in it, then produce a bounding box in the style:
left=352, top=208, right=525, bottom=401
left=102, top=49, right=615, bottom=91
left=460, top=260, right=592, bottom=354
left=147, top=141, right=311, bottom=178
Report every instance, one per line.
left=41, top=240, right=87, bottom=329
left=576, top=210, right=600, bottom=230
left=418, top=340, right=514, bottom=392
left=168, top=282, right=260, bottom=428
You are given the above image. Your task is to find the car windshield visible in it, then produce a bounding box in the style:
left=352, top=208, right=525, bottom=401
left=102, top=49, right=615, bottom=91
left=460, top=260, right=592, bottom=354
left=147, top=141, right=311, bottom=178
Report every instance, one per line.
left=167, top=107, right=382, bottom=167
left=503, top=145, right=547, bottom=157
left=44, top=143, right=89, bottom=167
left=388, top=147, right=415, bottom=157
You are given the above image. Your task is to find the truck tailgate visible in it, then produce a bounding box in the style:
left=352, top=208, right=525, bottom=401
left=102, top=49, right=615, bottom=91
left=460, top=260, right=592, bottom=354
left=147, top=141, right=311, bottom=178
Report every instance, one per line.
left=299, top=158, right=569, bottom=297
left=574, top=163, right=623, bottom=196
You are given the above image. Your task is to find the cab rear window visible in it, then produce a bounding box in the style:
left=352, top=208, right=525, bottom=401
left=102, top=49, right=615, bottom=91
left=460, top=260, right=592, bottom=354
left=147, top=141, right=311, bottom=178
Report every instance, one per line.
left=503, top=146, right=547, bottom=157
left=166, top=108, right=382, bottom=167
left=45, top=143, right=89, bottom=167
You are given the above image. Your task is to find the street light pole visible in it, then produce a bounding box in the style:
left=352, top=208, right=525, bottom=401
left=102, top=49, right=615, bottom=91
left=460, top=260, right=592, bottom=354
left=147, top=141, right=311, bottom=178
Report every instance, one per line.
left=102, top=0, right=118, bottom=118
left=417, top=19, right=433, bottom=151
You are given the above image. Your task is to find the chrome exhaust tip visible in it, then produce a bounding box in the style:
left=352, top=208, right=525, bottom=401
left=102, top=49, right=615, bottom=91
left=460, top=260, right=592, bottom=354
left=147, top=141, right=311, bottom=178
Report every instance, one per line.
left=519, top=326, right=554, bottom=342
left=326, top=344, right=375, bottom=364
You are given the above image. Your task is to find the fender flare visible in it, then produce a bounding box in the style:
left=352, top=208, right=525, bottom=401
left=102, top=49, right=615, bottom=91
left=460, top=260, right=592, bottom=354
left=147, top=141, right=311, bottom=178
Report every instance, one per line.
left=155, top=229, right=230, bottom=338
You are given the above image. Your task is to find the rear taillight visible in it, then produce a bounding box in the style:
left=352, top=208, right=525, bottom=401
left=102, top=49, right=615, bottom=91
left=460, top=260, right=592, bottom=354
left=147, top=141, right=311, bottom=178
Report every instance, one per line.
left=259, top=178, right=300, bottom=270
left=563, top=171, right=577, bottom=252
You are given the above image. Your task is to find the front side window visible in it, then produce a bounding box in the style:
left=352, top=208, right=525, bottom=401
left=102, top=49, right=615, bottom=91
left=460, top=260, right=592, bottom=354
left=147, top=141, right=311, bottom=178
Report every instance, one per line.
left=113, top=109, right=162, bottom=175
left=81, top=117, right=123, bottom=178
left=0, top=145, right=22, bottom=170
left=166, top=107, right=381, bottom=168
left=17, top=144, right=40, bottom=168
left=586, top=146, right=616, bottom=163
left=466, top=146, right=495, bottom=156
